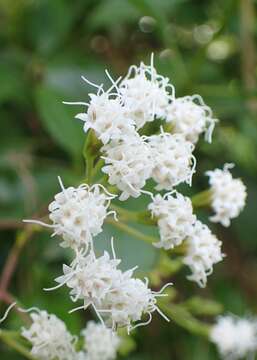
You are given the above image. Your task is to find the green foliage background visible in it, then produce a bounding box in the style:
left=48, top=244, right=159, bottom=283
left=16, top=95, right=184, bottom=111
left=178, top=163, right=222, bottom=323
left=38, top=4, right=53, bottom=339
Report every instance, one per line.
left=0, top=0, right=257, bottom=359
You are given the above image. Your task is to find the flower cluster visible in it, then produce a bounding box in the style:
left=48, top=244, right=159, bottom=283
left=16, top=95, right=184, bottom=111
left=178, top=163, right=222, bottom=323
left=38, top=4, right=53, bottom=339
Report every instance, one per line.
left=26, top=175, right=171, bottom=333
left=183, top=220, right=224, bottom=287
left=19, top=56, right=248, bottom=359
left=81, top=321, right=120, bottom=360
left=21, top=310, right=78, bottom=360
left=210, top=315, right=257, bottom=359
left=148, top=192, right=196, bottom=249
left=21, top=311, right=120, bottom=360
left=166, top=95, right=217, bottom=143
left=206, top=164, right=247, bottom=227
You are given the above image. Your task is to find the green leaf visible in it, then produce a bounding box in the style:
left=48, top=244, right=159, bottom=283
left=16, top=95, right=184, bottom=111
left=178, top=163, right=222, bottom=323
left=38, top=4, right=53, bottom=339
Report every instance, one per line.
left=35, top=85, right=85, bottom=157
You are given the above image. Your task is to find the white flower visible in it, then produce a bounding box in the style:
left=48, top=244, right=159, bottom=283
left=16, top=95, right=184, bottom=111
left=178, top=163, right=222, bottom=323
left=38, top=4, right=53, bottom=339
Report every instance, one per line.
left=34, top=179, right=115, bottom=250
left=119, top=57, right=174, bottom=129
left=206, top=164, right=247, bottom=227
left=75, top=92, right=136, bottom=145
left=21, top=310, right=77, bottom=360
left=81, top=321, right=120, bottom=360
left=210, top=315, right=257, bottom=359
left=53, top=250, right=121, bottom=308
left=148, top=192, right=196, bottom=249
left=166, top=95, right=217, bottom=143
left=183, top=220, right=224, bottom=287
left=147, top=131, right=196, bottom=190
left=102, top=135, right=153, bottom=200
left=102, top=274, right=160, bottom=332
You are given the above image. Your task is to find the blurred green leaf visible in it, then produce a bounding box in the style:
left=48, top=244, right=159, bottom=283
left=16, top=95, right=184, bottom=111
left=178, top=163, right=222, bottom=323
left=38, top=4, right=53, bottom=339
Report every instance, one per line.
left=35, top=85, right=84, bottom=157
left=183, top=296, right=223, bottom=316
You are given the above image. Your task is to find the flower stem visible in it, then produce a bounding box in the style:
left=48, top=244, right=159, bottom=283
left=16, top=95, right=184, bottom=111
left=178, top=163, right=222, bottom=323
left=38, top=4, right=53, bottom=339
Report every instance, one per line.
left=191, top=189, right=212, bottom=208
left=0, top=330, right=35, bottom=359
left=110, top=204, right=156, bottom=226
left=83, top=130, right=102, bottom=184
left=158, top=302, right=211, bottom=338
left=106, top=218, right=157, bottom=245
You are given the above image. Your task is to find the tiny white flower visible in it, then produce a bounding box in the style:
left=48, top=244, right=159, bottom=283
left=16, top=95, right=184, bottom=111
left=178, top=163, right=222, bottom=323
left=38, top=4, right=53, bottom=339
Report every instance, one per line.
left=119, top=56, right=174, bottom=129
left=102, top=135, right=153, bottom=200
left=148, top=192, right=196, bottom=249
left=210, top=315, right=257, bottom=359
left=54, top=250, right=121, bottom=308
left=81, top=321, right=120, bottom=360
left=24, top=179, right=116, bottom=251
left=206, top=164, right=247, bottom=227
left=183, top=220, right=224, bottom=287
left=166, top=95, right=217, bottom=143
left=147, top=131, right=196, bottom=190
left=21, top=310, right=77, bottom=360
left=75, top=92, right=136, bottom=145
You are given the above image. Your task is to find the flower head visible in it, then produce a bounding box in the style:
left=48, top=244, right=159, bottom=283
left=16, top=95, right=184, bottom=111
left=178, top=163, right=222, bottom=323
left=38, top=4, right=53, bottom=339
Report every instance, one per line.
left=210, top=315, right=257, bottom=359
left=21, top=310, right=77, bottom=360
left=81, top=321, right=120, bottom=360
left=48, top=180, right=116, bottom=250
left=183, top=220, right=224, bottom=287
left=206, top=164, right=247, bottom=227
left=119, top=57, right=173, bottom=129
left=54, top=250, right=121, bottom=307
left=148, top=192, right=196, bottom=249
left=76, top=92, right=136, bottom=145
left=166, top=95, right=217, bottom=143
left=147, top=131, right=196, bottom=190
left=102, top=135, right=153, bottom=200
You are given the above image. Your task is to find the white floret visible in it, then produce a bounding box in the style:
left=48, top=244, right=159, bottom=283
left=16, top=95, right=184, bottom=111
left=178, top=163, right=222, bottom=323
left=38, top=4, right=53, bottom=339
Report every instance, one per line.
left=147, top=131, right=196, bottom=190
left=206, top=164, right=247, bottom=227
left=101, top=273, right=170, bottom=332
left=21, top=310, right=77, bottom=360
left=183, top=220, right=224, bottom=287
left=53, top=250, right=121, bottom=309
left=75, top=92, right=136, bottom=145
left=166, top=95, right=217, bottom=143
left=148, top=192, right=196, bottom=249
left=210, top=315, right=257, bottom=359
left=25, top=180, right=116, bottom=251
left=81, top=321, right=120, bottom=360
left=102, top=135, right=153, bottom=200
left=119, top=57, right=174, bottom=129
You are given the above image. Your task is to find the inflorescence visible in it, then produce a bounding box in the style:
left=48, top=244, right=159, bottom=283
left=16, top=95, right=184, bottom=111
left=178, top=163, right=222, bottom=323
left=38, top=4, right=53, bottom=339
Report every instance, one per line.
left=19, top=55, right=248, bottom=360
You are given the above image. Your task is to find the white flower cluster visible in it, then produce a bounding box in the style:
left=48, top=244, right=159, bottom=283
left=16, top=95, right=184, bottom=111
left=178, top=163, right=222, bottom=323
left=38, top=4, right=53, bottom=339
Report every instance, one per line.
left=19, top=56, right=248, bottom=360
left=81, top=321, right=120, bottom=360
left=21, top=311, right=120, bottom=360
left=25, top=179, right=116, bottom=251
left=147, top=131, right=196, bottom=190
left=206, top=164, right=247, bottom=227
left=21, top=310, right=78, bottom=360
left=52, top=245, right=169, bottom=332
left=119, top=58, right=173, bottom=129
left=67, top=56, right=216, bottom=201
left=25, top=176, right=171, bottom=334
left=102, top=135, right=153, bottom=200
left=148, top=192, right=196, bottom=249
left=166, top=95, right=217, bottom=143
left=210, top=315, right=257, bottom=359
left=183, top=220, right=224, bottom=287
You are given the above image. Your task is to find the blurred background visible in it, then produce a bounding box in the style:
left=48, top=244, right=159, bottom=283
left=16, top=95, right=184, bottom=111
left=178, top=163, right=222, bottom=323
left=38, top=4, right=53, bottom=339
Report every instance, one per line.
left=0, top=0, right=257, bottom=359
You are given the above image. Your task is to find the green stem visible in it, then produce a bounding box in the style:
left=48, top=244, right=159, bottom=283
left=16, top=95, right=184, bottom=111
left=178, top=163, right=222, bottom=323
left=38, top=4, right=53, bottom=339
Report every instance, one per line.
left=110, top=205, right=156, bottom=226
left=158, top=302, right=211, bottom=338
left=106, top=218, right=157, bottom=245
left=91, top=158, right=105, bottom=181
left=0, top=330, right=35, bottom=360
left=191, top=189, right=212, bottom=208
left=83, top=130, right=102, bottom=184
